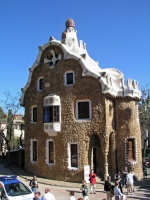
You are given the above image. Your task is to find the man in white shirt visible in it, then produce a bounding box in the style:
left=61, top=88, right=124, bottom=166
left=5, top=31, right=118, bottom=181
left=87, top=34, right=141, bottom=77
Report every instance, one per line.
left=126, top=170, right=134, bottom=195
left=41, top=187, right=55, bottom=200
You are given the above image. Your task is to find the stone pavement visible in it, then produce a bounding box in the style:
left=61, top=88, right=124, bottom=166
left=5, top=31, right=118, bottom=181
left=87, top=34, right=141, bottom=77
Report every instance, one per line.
left=0, top=163, right=150, bottom=200
left=5, top=163, right=150, bottom=189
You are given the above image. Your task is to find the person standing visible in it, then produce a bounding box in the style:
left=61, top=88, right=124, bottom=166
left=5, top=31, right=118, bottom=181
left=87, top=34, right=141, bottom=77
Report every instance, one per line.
left=122, top=167, right=128, bottom=187
left=126, top=170, right=134, bottom=195
left=80, top=180, right=89, bottom=200
left=89, top=169, right=96, bottom=194
left=41, top=187, right=55, bottom=200
left=104, top=176, right=113, bottom=200
left=114, top=172, right=123, bottom=193
left=31, top=175, right=38, bottom=193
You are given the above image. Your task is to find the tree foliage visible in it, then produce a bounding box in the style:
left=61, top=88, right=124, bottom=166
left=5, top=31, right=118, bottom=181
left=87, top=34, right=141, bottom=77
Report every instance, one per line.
left=0, top=106, right=5, bottom=120
left=6, top=109, right=14, bottom=150
left=139, top=83, right=150, bottom=131
left=0, top=92, right=23, bottom=151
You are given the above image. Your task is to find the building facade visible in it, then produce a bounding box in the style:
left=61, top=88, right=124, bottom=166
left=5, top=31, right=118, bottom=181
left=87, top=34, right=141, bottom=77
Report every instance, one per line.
left=20, top=19, right=143, bottom=182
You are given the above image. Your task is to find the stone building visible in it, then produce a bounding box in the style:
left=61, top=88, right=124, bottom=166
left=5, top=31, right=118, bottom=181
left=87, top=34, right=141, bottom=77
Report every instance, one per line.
left=20, top=18, right=143, bottom=182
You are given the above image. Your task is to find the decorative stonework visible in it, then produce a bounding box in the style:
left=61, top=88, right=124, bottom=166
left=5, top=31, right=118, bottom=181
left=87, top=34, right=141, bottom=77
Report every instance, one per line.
left=99, top=128, right=110, bottom=152
left=44, top=49, right=61, bottom=68
left=65, top=18, right=75, bottom=28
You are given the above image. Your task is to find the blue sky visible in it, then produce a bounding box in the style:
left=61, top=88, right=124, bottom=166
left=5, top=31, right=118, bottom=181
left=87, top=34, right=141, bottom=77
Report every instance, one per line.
left=0, top=0, right=150, bottom=112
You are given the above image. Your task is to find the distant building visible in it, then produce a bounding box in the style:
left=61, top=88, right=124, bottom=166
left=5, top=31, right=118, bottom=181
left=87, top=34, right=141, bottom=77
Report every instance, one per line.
left=0, top=114, right=24, bottom=152
left=20, top=18, right=143, bottom=181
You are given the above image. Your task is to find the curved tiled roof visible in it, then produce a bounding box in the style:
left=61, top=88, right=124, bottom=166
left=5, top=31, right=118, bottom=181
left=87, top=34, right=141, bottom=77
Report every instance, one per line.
left=20, top=21, right=141, bottom=105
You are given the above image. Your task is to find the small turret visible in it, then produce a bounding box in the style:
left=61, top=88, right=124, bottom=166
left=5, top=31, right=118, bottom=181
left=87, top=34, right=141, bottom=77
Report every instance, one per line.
left=61, top=18, right=79, bottom=50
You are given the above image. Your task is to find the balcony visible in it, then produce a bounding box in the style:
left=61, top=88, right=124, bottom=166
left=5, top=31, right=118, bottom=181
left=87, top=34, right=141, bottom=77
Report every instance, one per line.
left=44, top=122, right=61, bottom=136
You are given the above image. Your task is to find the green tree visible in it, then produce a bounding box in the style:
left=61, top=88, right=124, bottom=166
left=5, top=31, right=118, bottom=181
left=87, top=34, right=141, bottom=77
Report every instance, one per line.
left=0, top=106, right=4, bottom=118
left=139, top=84, right=150, bottom=131
left=139, top=83, right=150, bottom=161
left=1, top=92, right=23, bottom=151
left=6, top=109, right=14, bottom=150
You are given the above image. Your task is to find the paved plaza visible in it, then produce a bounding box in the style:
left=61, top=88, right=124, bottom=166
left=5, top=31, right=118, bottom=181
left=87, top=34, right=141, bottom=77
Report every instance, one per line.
left=0, top=163, right=150, bottom=200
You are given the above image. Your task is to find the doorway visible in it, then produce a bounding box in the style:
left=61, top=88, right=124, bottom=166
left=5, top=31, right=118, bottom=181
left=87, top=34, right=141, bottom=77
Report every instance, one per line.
left=88, top=134, right=104, bottom=178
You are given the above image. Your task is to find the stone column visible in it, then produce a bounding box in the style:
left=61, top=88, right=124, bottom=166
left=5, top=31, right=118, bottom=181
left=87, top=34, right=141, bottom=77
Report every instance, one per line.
left=104, top=151, right=109, bottom=180
left=91, top=148, right=93, bottom=170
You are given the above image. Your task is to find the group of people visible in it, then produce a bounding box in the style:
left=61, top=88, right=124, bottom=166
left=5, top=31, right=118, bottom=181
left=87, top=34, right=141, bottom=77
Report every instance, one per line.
left=30, top=167, right=134, bottom=200
left=104, top=167, right=134, bottom=200
left=30, top=169, right=97, bottom=200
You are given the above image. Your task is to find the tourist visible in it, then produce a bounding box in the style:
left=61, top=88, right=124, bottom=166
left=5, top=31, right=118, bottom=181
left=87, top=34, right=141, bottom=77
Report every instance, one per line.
left=69, top=190, right=76, bottom=200
left=126, top=170, right=134, bottom=195
left=34, top=191, right=41, bottom=200
left=114, top=182, right=124, bottom=200
left=89, top=169, right=96, bottom=194
left=31, top=175, right=38, bottom=193
left=122, top=167, right=128, bottom=187
left=80, top=180, right=89, bottom=200
left=41, top=187, right=55, bottom=200
left=104, top=176, right=113, bottom=200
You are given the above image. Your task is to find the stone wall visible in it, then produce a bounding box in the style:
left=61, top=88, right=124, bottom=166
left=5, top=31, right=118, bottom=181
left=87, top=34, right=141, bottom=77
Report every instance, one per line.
left=115, top=99, right=143, bottom=179
left=6, top=149, right=24, bottom=167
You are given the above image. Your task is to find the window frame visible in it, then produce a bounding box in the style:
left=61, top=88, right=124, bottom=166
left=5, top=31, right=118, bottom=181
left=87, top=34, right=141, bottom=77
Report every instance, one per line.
left=43, top=106, right=60, bottom=123
left=30, top=139, right=38, bottom=163
left=37, top=77, right=44, bottom=91
left=124, top=137, right=138, bottom=165
left=31, top=106, right=37, bottom=124
left=127, top=139, right=135, bottom=161
left=64, top=71, right=75, bottom=86
left=68, top=142, right=79, bottom=170
left=46, top=139, right=55, bottom=166
left=76, top=100, right=91, bottom=120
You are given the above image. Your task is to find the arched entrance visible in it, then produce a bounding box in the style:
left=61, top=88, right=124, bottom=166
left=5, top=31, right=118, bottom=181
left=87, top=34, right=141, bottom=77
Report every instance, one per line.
left=88, top=134, right=104, bottom=178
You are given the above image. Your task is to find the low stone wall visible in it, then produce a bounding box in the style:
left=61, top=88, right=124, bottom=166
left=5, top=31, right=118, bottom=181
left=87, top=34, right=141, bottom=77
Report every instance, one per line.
left=6, top=148, right=24, bottom=168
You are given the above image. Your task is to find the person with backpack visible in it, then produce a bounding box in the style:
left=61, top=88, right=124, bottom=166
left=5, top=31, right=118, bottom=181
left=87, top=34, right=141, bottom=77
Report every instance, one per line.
left=30, top=175, right=38, bottom=193
left=104, top=176, right=113, bottom=200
